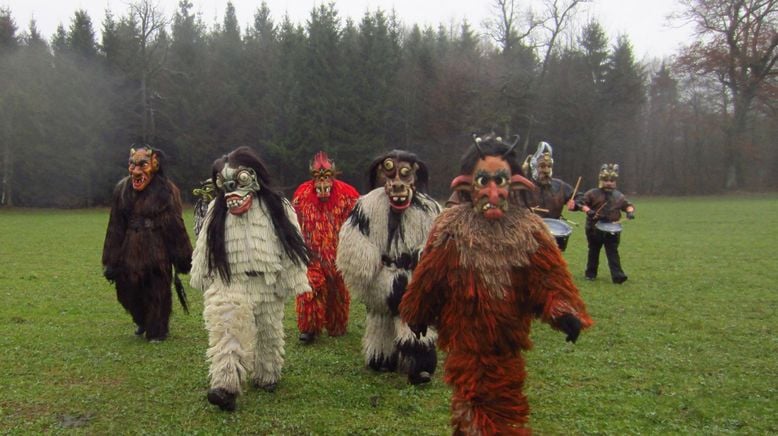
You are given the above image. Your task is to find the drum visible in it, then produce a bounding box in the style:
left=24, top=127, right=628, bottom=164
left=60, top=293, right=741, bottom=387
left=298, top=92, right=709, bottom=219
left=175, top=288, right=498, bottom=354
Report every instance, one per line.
left=543, top=218, right=573, bottom=251
left=595, top=221, right=622, bottom=234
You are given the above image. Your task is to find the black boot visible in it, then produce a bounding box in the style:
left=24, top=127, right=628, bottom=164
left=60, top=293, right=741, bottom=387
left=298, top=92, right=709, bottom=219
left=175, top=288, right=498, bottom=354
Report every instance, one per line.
left=298, top=332, right=316, bottom=344
left=207, top=388, right=236, bottom=412
left=408, top=371, right=432, bottom=386
left=252, top=379, right=278, bottom=392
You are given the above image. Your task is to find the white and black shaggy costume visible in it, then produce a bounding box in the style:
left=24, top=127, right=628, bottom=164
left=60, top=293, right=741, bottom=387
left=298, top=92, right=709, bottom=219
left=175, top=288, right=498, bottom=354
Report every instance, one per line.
left=336, top=150, right=441, bottom=385
left=190, top=147, right=310, bottom=411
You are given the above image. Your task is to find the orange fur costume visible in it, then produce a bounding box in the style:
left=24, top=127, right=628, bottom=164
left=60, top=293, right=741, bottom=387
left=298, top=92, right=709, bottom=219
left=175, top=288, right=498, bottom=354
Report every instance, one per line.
left=292, top=177, right=358, bottom=338
left=400, top=134, right=592, bottom=434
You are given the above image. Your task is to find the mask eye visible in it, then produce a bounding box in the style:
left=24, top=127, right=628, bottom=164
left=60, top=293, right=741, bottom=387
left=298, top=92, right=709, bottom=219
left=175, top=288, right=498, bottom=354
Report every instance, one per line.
left=237, top=170, right=253, bottom=186
left=494, top=175, right=507, bottom=186
left=383, top=159, right=394, bottom=171
left=475, top=175, right=488, bottom=187
left=399, top=167, right=410, bottom=177
left=215, top=175, right=225, bottom=189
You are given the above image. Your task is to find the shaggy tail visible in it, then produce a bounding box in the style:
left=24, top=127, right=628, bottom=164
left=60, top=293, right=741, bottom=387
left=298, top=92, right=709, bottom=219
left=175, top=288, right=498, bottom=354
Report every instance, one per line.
left=174, top=270, right=189, bottom=314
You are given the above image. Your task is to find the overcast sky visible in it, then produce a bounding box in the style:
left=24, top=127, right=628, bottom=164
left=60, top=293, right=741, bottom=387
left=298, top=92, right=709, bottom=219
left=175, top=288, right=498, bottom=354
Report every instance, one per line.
left=2, top=0, right=693, bottom=59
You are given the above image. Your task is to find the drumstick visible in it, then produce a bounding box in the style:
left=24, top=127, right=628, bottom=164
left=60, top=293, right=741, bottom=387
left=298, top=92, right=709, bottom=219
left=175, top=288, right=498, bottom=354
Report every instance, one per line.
left=593, top=202, right=607, bottom=218
left=567, top=176, right=582, bottom=203
left=532, top=206, right=549, bottom=214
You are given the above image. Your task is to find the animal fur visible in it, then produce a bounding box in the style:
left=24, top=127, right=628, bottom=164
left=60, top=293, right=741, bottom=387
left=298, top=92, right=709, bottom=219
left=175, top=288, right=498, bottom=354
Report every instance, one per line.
left=292, top=179, right=359, bottom=336
left=336, top=188, right=441, bottom=375
left=102, top=175, right=192, bottom=340
left=400, top=204, right=593, bottom=434
left=190, top=199, right=310, bottom=394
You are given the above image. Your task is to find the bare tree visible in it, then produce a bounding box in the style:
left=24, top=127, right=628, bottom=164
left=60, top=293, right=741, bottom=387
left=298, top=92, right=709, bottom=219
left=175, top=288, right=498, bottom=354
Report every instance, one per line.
left=484, top=0, right=541, bottom=55
left=674, top=0, right=778, bottom=189
left=129, top=0, right=169, bottom=142
left=537, top=0, right=589, bottom=82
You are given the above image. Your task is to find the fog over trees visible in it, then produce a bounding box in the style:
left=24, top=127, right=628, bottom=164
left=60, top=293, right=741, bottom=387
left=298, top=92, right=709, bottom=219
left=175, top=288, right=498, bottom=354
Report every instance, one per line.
left=1, top=0, right=776, bottom=207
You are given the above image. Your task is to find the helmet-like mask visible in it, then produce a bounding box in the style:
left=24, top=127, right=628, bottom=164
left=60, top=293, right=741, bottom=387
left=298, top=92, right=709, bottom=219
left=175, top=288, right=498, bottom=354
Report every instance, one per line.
left=216, top=164, right=261, bottom=215
left=128, top=146, right=159, bottom=191
left=598, top=163, right=619, bottom=190
left=310, top=151, right=336, bottom=202
left=529, top=141, right=554, bottom=185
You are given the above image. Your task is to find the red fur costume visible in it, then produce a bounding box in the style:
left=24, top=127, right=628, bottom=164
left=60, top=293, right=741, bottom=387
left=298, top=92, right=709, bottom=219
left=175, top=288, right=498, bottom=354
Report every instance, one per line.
left=400, top=134, right=593, bottom=434
left=292, top=152, right=359, bottom=340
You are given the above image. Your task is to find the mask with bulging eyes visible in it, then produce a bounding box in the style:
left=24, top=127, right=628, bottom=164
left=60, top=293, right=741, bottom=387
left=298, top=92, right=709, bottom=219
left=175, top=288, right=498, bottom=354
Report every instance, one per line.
left=216, top=164, right=261, bottom=215
left=380, top=158, right=417, bottom=212
left=472, top=156, right=511, bottom=220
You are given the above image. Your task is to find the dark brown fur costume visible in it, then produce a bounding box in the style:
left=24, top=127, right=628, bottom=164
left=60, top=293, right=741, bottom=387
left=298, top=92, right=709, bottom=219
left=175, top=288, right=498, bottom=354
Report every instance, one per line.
left=102, top=170, right=193, bottom=340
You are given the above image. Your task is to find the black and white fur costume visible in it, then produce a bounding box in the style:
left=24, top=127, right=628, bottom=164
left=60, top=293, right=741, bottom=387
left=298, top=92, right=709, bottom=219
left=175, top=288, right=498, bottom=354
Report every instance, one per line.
left=190, top=198, right=310, bottom=396
left=337, top=187, right=441, bottom=381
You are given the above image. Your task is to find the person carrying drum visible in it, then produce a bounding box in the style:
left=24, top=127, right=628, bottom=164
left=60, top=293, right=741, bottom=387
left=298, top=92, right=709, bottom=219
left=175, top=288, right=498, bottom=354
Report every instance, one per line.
left=522, top=141, right=577, bottom=250
left=577, top=163, right=635, bottom=284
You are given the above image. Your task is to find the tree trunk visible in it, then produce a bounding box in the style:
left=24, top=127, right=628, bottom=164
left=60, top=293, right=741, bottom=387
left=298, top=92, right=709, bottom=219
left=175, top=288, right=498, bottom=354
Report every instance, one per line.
left=725, top=94, right=752, bottom=190
left=2, top=140, right=12, bottom=207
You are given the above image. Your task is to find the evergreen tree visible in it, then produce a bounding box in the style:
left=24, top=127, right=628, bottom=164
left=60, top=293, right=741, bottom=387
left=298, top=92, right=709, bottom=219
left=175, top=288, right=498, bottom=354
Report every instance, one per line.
left=68, top=9, right=98, bottom=59
left=602, top=35, right=645, bottom=186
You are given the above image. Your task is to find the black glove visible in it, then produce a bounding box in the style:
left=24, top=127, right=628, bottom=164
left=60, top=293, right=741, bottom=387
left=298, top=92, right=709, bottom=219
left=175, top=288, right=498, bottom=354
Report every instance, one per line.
left=409, top=323, right=428, bottom=339
left=557, top=314, right=581, bottom=343
left=103, top=266, right=119, bottom=283
left=586, top=209, right=597, bottom=218
left=626, top=211, right=635, bottom=220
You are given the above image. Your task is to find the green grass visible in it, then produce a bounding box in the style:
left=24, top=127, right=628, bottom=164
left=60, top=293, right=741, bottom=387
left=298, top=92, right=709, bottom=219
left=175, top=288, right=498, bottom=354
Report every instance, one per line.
left=0, top=195, right=776, bottom=434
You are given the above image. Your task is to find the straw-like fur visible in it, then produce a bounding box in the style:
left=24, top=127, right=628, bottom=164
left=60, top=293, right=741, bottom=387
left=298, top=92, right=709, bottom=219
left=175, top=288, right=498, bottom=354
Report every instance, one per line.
left=337, top=188, right=441, bottom=376
left=191, top=199, right=309, bottom=394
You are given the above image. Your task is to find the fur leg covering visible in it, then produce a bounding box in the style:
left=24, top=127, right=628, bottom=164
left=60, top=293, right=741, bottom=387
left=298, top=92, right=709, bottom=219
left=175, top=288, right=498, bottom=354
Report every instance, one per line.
left=116, top=278, right=145, bottom=329
left=324, top=275, right=350, bottom=336
left=364, top=311, right=399, bottom=371
left=448, top=351, right=530, bottom=435
left=203, top=284, right=256, bottom=395
left=295, top=290, right=325, bottom=335
left=395, top=318, right=437, bottom=377
left=251, top=298, right=286, bottom=387
left=143, top=273, right=172, bottom=340
left=115, top=272, right=172, bottom=340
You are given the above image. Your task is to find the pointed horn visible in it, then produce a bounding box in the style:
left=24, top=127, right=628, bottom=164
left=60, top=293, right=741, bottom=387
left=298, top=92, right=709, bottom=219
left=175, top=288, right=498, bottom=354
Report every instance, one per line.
left=503, top=134, right=521, bottom=158
left=471, top=133, right=485, bottom=158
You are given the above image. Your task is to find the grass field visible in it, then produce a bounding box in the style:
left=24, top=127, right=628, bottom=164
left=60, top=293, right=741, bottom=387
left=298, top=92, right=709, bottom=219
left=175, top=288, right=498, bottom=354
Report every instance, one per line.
left=1, top=195, right=777, bottom=434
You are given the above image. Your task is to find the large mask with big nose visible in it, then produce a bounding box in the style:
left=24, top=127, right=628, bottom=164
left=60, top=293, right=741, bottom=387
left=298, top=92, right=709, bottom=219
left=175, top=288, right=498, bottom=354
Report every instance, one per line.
left=472, top=156, right=512, bottom=219
left=216, top=164, right=261, bottom=215
left=450, top=134, right=535, bottom=220
left=380, top=157, right=417, bottom=213
left=128, top=147, right=159, bottom=191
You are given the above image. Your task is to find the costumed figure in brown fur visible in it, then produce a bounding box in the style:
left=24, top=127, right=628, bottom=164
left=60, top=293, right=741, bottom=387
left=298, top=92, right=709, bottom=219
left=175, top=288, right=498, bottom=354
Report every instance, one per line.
left=102, top=145, right=193, bottom=342
left=190, top=147, right=310, bottom=412
left=400, top=133, right=593, bottom=434
left=292, top=151, right=359, bottom=344
left=336, top=150, right=441, bottom=385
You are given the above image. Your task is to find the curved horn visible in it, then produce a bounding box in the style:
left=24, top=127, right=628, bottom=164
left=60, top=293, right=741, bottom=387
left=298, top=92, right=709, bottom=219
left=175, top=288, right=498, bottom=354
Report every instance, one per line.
left=471, top=133, right=485, bottom=158
left=502, top=134, right=521, bottom=158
